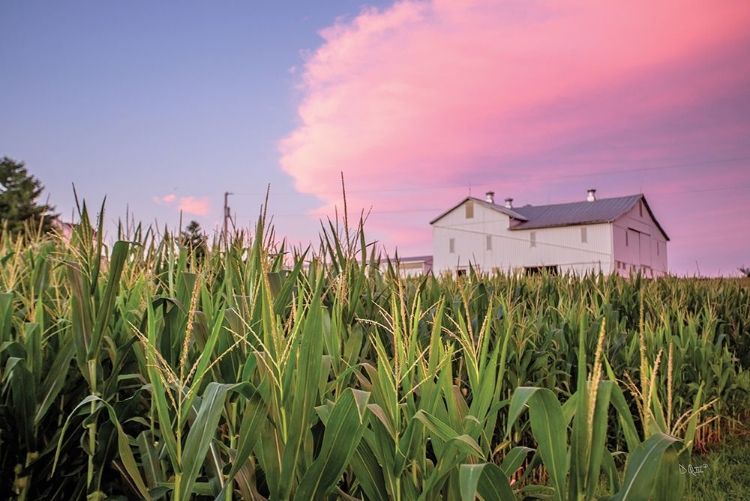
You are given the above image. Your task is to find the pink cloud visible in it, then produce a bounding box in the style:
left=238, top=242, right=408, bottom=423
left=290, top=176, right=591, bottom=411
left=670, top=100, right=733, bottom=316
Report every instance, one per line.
left=152, top=193, right=177, bottom=205
left=178, top=197, right=210, bottom=217
left=280, top=0, right=750, bottom=271
left=152, top=193, right=210, bottom=217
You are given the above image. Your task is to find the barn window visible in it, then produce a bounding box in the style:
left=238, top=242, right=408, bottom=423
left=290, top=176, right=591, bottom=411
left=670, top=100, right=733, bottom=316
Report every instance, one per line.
left=657, top=242, right=660, bottom=255
left=486, top=235, right=492, bottom=251
left=625, top=231, right=629, bottom=247
left=530, top=232, right=536, bottom=248
left=581, top=227, right=588, bottom=243
left=465, top=201, right=474, bottom=219
left=449, top=238, right=455, bottom=253
left=639, top=200, right=643, bottom=218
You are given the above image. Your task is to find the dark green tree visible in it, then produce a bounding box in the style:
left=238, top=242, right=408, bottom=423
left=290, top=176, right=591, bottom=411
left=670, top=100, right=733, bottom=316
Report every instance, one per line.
left=0, top=157, right=58, bottom=235
left=739, top=266, right=750, bottom=278
left=179, top=220, right=208, bottom=266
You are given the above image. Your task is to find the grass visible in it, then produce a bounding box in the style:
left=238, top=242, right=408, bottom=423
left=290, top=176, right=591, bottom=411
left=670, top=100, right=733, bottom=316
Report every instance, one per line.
left=681, top=431, right=750, bottom=501
left=587, top=430, right=750, bottom=501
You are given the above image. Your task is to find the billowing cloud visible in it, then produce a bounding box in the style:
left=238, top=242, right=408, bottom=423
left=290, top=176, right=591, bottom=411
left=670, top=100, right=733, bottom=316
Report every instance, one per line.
left=280, top=0, right=750, bottom=272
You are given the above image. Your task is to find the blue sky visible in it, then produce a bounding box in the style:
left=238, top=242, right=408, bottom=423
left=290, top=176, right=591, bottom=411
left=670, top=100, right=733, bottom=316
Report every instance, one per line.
left=1, top=1, right=389, bottom=237
left=2, top=1, right=750, bottom=275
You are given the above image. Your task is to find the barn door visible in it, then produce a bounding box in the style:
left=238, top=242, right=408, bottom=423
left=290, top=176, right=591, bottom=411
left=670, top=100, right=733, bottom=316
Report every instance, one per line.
left=639, top=232, right=651, bottom=269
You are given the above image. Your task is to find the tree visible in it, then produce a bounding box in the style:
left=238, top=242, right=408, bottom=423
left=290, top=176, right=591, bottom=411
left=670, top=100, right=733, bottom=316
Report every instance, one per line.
left=739, top=266, right=750, bottom=278
left=179, top=220, right=208, bottom=265
left=0, top=157, right=58, bottom=235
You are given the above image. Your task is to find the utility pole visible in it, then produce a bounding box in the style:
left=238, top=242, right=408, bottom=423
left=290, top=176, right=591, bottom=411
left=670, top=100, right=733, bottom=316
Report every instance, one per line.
left=223, top=191, right=233, bottom=249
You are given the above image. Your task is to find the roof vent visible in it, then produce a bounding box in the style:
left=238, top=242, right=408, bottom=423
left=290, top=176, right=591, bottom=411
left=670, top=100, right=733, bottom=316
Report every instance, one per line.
left=485, top=191, right=495, bottom=204
left=504, top=198, right=514, bottom=209
left=587, top=189, right=597, bottom=202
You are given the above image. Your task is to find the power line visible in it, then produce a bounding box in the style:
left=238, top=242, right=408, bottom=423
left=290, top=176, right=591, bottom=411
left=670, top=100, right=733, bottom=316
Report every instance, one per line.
left=267, top=183, right=750, bottom=218
left=229, top=156, right=750, bottom=197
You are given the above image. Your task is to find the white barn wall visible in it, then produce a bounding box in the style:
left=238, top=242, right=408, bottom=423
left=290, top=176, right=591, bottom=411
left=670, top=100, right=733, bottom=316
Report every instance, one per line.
left=433, top=202, right=514, bottom=275
left=612, top=202, right=668, bottom=277
left=509, top=224, right=613, bottom=275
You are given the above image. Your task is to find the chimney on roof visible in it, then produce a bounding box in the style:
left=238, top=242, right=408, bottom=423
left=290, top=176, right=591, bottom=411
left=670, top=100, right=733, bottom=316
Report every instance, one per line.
left=587, top=189, right=597, bottom=202
left=504, top=198, right=514, bottom=209
left=485, top=191, right=495, bottom=204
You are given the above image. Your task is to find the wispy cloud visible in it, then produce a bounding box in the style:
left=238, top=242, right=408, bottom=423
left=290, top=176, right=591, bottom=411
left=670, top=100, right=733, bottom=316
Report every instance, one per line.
left=178, top=197, right=210, bottom=217
left=152, top=193, right=210, bottom=216
left=279, top=0, right=750, bottom=272
left=152, top=194, right=176, bottom=205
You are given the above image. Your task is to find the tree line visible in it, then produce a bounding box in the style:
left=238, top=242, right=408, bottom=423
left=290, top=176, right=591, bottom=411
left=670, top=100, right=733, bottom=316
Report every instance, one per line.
left=0, top=156, right=207, bottom=262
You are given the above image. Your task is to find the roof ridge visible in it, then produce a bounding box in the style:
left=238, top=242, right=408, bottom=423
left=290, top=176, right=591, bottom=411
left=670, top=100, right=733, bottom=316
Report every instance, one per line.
left=512, top=194, right=641, bottom=210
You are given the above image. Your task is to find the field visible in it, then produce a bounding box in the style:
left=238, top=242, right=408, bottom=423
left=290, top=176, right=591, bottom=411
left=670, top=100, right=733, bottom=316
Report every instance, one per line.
left=1, top=209, right=749, bottom=500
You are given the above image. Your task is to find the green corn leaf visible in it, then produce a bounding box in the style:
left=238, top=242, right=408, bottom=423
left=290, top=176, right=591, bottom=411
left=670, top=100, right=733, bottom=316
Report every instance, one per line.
left=350, top=440, right=390, bottom=501
left=295, top=389, right=370, bottom=499
left=459, top=463, right=516, bottom=501
left=601, top=449, right=622, bottom=493
left=6, top=357, right=36, bottom=450
left=683, top=383, right=704, bottom=448
left=586, top=381, right=615, bottom=500
left=89, top=241, right=129, bottom=360
left=256, top=420, right=283, bottom=493
left=499, top=446, right=534, bottom=477
left=459, top=464, right=485, bottom=501
left=273, top=253, right=306, bottom=316
left=0, top=292, right=14, bottom=344
left=507, top=387, right=568, bottom=501
left=179, top=308, right=226, bottom=426
left=608, top=383, right=642, bottom=452
left=213, top=389, right=268, bottom=501
left=67, top=261, right=94, bottom=387
left=651, top=445, right=684, bottom=501
left=608, top=432, right=682, bottom=501
left=35, top=335, right=76, bottom=425
left=24, top=322, right=42, bottom=386
left=278, top=274, right=326, bottom=499
left=137, top=431, right=165, bottom=489
left=179, top=381, right=251, bottom=501
left=413, top=410, right=483, bottom=457
left=144, top=296, right=179, bottom=468
left=54, top=395, right=153, bottom=501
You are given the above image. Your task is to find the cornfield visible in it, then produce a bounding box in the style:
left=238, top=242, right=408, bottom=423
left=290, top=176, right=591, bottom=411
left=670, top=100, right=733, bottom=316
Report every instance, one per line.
left=1, top=203, right=748, bottom=500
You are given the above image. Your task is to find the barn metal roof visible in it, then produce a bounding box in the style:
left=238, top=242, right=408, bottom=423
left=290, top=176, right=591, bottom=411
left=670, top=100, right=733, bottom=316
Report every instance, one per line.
left=511, top=195, right=641, bottom=228
left=509, top=194, right=669, bottom=240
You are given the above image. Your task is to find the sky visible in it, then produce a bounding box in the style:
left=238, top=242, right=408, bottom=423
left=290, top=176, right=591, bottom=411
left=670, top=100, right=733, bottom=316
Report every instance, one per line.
left=1, top=1, right=749, bottom=276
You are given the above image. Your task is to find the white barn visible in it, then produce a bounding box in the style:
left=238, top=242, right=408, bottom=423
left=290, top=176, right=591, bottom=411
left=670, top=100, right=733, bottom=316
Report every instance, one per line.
left=430, top=190, right=669, bottom=277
